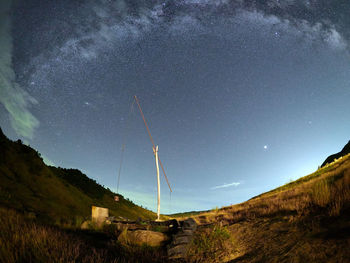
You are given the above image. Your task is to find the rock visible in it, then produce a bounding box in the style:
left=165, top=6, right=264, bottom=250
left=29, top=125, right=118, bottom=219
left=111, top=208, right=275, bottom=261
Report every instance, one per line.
left=177, top=229, right=193, bottom=236
left=166, top=219, right=180, bottom=229
left=118, top=230, right=169, bottom=247
left=167, top=218, right=197, bottom=259
left=81, top=220, right=90, bottom=229
left=182, top=218, right=197, bottom=231
left=168, top=244, right=189, bottom=258
left=172, top=235, right=191, bottom=246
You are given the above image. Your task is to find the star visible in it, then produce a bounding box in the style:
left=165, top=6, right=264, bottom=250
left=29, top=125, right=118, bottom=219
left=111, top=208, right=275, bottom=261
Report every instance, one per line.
left=5, top=0, right=348, bottom=215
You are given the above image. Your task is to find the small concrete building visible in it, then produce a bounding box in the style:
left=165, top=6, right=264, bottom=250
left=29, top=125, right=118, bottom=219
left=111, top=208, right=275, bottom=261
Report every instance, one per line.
left=91, top=206, right=109, bottom=226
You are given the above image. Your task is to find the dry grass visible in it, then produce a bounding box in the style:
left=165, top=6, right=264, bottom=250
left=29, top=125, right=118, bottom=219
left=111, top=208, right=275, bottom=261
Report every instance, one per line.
left=187, top=224, right=234, bottom=263
left=0, top=208, right=107, bottom=263
left=191, top=154, right=350, bottom=226
left=2, top=132, right=349, bottom=263
left=0, top=208, right=167, bottom=263
left=186, top=154, right=350, bottom=262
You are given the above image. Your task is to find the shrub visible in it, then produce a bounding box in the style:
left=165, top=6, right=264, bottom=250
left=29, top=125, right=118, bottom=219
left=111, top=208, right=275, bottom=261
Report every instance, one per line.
left=188, top=225, right=232, bottom=262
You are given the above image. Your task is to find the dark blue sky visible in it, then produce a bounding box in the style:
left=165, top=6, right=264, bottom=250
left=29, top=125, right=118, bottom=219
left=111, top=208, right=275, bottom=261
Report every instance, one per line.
left=1, top=0, right=350, bottom=213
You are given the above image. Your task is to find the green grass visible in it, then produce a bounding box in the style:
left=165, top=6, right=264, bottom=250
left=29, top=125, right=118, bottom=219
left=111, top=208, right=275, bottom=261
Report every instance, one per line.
left=0, top=128, right=156, bottom=226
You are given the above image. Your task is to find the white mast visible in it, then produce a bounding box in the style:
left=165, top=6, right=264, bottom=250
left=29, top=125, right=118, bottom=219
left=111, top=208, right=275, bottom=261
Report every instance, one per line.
left=134, top=95, right=172, bottom=220
left=153, top=146, right=161, bottom=221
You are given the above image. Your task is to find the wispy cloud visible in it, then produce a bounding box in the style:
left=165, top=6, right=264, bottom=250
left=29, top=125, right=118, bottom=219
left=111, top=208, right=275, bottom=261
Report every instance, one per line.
left=0, top=0, right=39, bottom=139
left=211, top=182, right=240, bottom=190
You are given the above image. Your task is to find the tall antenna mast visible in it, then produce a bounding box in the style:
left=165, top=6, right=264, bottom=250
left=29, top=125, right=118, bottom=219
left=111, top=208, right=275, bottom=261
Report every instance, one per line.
left=133, top=95, right=172, bottom=193
left=153, top=145, right=161, bottom=220
left=133, top=95, right=172, bottom=220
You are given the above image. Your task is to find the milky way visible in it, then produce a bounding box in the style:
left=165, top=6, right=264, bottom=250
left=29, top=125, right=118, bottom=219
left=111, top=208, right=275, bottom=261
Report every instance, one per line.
left=1, top=0, right=350, bottom=213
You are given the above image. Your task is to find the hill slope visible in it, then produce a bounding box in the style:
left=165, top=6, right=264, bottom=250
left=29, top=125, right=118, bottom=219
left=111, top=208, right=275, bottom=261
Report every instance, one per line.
left=321, top=140, right=350, bottom=167
left=183, top=153, right=350, bottom=262
left=0, top=128, right=155, bottom=224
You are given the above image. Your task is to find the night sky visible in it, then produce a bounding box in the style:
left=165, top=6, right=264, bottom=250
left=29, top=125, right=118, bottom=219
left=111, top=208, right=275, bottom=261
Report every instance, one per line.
left=1, top=0, right=350, bottom=213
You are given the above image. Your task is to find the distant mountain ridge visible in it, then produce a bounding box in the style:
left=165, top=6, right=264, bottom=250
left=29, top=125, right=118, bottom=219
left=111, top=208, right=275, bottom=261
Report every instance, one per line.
left=321, top=140, right=350, bottom=167
left=0, top=127, right=155, bottom=224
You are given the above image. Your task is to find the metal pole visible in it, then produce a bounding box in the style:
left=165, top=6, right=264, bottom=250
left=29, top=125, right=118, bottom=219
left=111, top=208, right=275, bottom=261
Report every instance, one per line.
left=134, top=95, right=172, bottom=192
left=154, top=145, right=161, bottom=221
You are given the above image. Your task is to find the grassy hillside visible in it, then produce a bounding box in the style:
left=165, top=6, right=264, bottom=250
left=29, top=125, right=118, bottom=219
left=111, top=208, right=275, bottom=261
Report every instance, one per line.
left=168, top=210, right=205, bottom=218
left=183, top=154, right=350, bottom=262
left=0, top=128, right=155, bottom=225
left=1, top=125, right=349, bottom=262
left=0, top=207, right=167, bottom=263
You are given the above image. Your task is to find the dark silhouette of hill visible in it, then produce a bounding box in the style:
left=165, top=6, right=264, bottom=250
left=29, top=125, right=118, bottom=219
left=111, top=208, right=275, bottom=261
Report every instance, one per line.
left=321, top=140, right=350, bottom=167
left=0, top=127, right=155, bottom=224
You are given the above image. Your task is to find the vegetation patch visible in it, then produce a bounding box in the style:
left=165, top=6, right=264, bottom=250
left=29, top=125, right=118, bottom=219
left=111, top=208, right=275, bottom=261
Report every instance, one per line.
left=0, top=207, right=167, bottom=263
left=188, top=225, right=233, bottom=262
left=0, top=130, right=156, bottom=225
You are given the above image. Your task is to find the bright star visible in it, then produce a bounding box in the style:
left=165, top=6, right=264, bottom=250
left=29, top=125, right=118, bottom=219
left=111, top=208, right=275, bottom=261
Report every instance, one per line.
left=264, top=145, right=268, bottom=149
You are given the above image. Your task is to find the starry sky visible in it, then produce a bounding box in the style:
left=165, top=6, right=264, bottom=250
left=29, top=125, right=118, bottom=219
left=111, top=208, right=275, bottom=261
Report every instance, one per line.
left=1, top=0, right=350, bottom=214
